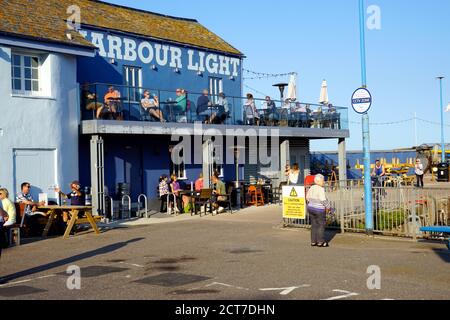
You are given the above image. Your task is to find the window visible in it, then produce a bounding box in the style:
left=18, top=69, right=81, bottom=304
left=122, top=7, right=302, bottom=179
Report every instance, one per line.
left=209, top=77, right=223, bottom=104
left=169, top=146, right=187, bottom=180
left=124, top=66, right=142, bottom=102
left=11, top=54, right=40, bottom=95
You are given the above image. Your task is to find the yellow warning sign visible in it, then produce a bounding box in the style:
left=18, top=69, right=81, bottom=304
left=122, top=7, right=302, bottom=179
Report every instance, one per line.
left=282, top=186, right=306, bottom=220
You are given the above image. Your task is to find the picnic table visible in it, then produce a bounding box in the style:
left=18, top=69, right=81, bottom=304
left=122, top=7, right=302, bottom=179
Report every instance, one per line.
left=39, top=205, right=101, bottom=239
left=420, top=226, right=450, bottom=250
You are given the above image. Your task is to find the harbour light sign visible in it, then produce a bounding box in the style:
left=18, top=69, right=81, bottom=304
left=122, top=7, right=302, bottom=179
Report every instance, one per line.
left=79, top=30, right=241, bottom=77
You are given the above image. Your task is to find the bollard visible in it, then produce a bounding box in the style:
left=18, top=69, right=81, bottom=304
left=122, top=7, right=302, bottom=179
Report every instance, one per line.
left=138, top=194, right=148, bottom=218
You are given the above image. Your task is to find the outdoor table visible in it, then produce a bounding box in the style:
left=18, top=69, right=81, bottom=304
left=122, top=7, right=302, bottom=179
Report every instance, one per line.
left=161, top=100, right=178, bottom=122
left=39, top=205, right=101, bottom=239
left=180, top=190, right=200, bottom=215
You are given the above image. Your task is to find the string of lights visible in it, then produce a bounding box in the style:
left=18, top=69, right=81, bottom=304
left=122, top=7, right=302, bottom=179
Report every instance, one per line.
left=243, top=84, right=270, bottom=98
left=349, top=117, right=450, bottom=127
left=243, top=69, right=297, bottom=80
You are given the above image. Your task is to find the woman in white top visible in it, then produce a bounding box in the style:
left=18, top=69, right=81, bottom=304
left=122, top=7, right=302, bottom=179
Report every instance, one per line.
left=285, top=163, right=300, bottom=185
left=244, top=93, right=259, bottom=126
left=306, top=174, right=331, bottom=247
left=0, top=188, right=16, bottom=227
left=415, top=159, right=424, bottom=188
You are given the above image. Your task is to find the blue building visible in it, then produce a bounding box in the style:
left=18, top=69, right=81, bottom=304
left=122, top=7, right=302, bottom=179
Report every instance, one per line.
left=0, top=0, right=350, bottom=215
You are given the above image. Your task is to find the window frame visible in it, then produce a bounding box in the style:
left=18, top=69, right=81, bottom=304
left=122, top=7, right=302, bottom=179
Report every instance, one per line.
left=209, top=77, right=223, bottom=104
left=123, top=65, right=142, bottom=103
left=11, top=53, right=41, bottom=96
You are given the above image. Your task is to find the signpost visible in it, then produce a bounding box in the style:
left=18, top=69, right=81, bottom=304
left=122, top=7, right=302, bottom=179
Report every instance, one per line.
left=351, top=88, right=372, bottom=114
left=282, top=186, right=306, bottom=220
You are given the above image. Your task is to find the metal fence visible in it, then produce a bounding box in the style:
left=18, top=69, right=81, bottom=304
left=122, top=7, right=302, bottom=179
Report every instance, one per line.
left=284, top=182, right=450, bottom=239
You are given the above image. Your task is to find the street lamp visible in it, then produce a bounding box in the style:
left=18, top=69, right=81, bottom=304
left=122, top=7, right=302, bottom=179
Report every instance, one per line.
left=273, top=83, right=289, bottom=102
left=437, top=76, right=445, bottom=163
left=231, top=145, right=245, bottom=208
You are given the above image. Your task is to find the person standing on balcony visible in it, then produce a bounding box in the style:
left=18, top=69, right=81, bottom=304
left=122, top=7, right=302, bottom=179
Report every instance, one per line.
left=141, top=90, right=164, bottom=122
left=306, top=174, right=331, bottom=248
left=216, top=92, right=229, bottom=124
left=244, top=93, right=259, bottom=126
left=415, top=159, right=425, bottom=189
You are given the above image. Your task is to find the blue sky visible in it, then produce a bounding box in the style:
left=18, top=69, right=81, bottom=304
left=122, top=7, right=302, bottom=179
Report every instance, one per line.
left=106, top=0, right=450, bottom=151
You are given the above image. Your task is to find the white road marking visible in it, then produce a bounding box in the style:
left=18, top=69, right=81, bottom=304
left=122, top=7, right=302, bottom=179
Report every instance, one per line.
left=323, top=290, right=359, bottom=300
left=259, top=285, right=311, bottom=296
left=0, top=274, right=56, bottom=288
left=119, top=262, right=145, bottom=268
left=206, top=282, right=250, bottom=291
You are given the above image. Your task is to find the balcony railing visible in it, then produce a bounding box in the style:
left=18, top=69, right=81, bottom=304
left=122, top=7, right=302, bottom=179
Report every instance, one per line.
left=80, top=83, right=349, bottom=130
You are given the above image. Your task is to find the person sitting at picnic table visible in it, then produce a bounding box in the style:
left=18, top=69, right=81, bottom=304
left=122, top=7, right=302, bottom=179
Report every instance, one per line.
left=211, top=173, right=226, bottom=214
left=141, top=90, right=165, bottom=122
left=100, top=86, right=122, bottom=119
left=0, top=188, right=16, bottom=227
left=55, top=181, right=86, bottom=222
left=169, top=175, right=183, bottom=214
left=216, top=92, right=229, bottom=124
left=16, top=182, right=45, bottom=217
left=159, top=175, right=170, bottom=213
left=16, top=182, right=46, bottom=236
left=244, top=93, right=259, bottom=126
left=197, top=89, right=214, bottom=124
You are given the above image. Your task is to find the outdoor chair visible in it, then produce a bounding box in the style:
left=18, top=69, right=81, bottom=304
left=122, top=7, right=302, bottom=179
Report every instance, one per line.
left=4, top=203, right=27, bottom=246
left=216, top=186, right=234, bottom=214
left=193, top=189, right=213, bottom=216
left=246, top=185, right=265, bottom=207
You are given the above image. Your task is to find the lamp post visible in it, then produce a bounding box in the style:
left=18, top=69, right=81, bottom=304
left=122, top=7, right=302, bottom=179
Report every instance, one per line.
left=231, top=146, right=245, bottom=208
left=358, top=0, right=373, bottom=234
left=273, top=83, right=289, bottom=102
left=437, top=76, right=445, bottom=163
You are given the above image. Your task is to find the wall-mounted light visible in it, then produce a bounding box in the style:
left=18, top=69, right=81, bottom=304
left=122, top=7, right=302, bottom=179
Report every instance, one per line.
left=229, top=75, right=235, bottom=81
left=174, top=67, right=180, bottom=73
left=151, top=64, right=157, bottom=71
left=110, top=58, right=116, bottom=65
left=197, top=71, right=203, bottom=76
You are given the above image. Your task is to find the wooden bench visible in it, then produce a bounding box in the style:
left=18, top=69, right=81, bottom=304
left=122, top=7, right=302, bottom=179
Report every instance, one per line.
left=420, top=226, right=450, bottom=250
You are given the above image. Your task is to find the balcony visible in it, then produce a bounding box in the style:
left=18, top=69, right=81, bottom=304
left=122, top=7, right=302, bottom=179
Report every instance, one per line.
left=80, top=83, right=349, bottom=138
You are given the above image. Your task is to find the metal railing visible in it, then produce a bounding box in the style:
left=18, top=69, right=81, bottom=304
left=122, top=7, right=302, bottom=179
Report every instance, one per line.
left=284, top=182, right=450, bottom=238
left=80, top=83, right=349, bottom=131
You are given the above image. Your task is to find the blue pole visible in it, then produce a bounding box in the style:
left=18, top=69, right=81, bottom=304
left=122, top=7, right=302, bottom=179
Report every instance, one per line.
left=359, top=0, right=373, bottom=233
left=438, top=77, right=445, bottom=163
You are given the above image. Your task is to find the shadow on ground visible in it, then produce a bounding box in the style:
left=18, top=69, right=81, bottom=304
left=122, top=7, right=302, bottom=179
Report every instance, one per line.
left=0, top=238, right=144, bottom=284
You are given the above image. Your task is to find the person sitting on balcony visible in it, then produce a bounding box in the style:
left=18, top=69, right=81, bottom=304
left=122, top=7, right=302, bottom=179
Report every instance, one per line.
left=81, top=84, right=103, bottom=117
left=101, top=86, right=122, bottom=119
left=141, top=90, right=164, bottom=122
left=216, top=92, right=229, bottom=124
left=172, top=88, right=187, bottom=122
left=244, top=93, right=259, bottom=126
left=197, top=89, right=214, bottom=124
left=263, top=96, right=278, bottom=126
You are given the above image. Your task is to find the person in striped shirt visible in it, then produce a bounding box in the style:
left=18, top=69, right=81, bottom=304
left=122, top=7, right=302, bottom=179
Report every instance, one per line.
left=306, top=174, right=331, bottom=248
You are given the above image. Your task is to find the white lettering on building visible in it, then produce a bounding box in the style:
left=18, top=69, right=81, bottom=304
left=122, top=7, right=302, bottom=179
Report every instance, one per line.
left=81, top=30, right=240, bottom=77
left=138, top=41, right=154, bottom=64
left=123, top=38, right=137, bottom=62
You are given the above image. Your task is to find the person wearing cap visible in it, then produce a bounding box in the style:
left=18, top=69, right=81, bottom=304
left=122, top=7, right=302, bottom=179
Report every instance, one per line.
left=56, top=181, right=85, bottom=206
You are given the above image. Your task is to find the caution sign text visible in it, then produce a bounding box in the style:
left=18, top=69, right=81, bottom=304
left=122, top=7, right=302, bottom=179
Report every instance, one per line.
left=282, top=186, right=306, bottom=220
